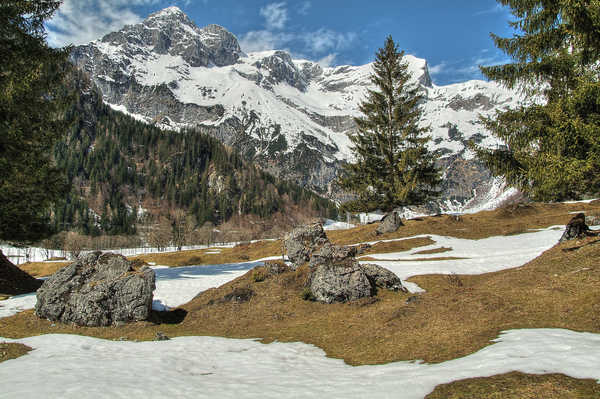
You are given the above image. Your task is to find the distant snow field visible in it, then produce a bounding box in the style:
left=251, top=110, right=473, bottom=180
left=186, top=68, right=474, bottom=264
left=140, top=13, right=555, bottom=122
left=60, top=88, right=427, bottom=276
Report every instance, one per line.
left=2, top=227, right=599, bottom=398
left=360, top=225, right=563, bottom=281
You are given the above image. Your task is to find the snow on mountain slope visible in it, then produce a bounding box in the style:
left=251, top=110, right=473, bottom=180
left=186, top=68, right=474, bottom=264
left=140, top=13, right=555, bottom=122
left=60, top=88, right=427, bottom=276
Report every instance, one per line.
left=71, top=6, right=524, bottom=209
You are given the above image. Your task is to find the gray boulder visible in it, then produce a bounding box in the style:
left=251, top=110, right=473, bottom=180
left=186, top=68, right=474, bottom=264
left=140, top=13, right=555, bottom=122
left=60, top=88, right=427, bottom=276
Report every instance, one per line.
left=284, top=223, right=328, bottom=268
left=359, top=263, right=407, bottom=292
left=308, top=244, right=373, bottom=304
left=264, top=260, right=290, bottom=275
left=308, top=242, right=406, bottom=303
left=35, top=252, right=155, bottom=327
left=376, top=211, right=404, bottom=235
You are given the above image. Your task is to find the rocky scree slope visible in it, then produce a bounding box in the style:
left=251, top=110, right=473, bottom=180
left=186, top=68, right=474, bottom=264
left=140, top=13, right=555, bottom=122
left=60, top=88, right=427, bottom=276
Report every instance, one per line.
left=71, top=6, right=524, bottom=210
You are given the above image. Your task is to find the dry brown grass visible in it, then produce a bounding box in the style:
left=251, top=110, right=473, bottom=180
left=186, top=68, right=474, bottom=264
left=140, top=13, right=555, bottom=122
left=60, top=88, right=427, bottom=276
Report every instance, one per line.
left=18, top=262, right=70, bottom=278
left=130, top=240, right=284, bottom=267
left=0, top=342, right=32, bottom=363
left=2, top=235, right=600, bottom=368
left=412, top=247, right=453, bottom=255
left=359, top=256, right=468, bottom=262
left=425, top=371, right=600, bottom=399
left=328, top=200, right=600, bottom=244
left=361, top=237, right=435, bottom=254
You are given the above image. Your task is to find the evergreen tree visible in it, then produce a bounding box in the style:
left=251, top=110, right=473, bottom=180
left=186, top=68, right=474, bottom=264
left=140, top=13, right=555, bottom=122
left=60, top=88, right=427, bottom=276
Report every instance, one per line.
left=471, top=0, right=600, bottom=200
left=339, top=36, right=440, bottom=212
left=0, top=0, right=70, bottom=243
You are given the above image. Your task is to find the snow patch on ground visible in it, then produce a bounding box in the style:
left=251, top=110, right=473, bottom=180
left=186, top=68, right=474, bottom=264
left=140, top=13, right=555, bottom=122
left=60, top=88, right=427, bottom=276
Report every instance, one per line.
left=150, top=262, right=260, bottom=311
left=360, top=226, right=563, bottom=281
left=2, top=225, right=597, bottom=398
left=323, top=219, right=355, bottom=231
left=1, top=329, right=599, bottom=398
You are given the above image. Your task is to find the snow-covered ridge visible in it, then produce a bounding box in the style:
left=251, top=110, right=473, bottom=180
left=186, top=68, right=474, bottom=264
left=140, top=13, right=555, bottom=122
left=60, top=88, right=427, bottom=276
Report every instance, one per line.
left=71, top=6, right=525, bottom=205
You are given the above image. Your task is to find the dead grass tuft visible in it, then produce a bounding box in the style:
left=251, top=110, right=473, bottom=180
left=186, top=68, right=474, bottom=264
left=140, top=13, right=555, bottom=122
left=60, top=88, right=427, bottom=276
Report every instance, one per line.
left=412, top=247, right=453, bottom=255
left=360, top=237, right=435, bottom=255
left=425, top=371, right=600, bottom=399
left=0, top=342, right=32, bottom=363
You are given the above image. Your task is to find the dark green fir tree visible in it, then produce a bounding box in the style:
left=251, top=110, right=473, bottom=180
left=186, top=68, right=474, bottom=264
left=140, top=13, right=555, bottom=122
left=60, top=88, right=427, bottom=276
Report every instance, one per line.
left=339, top=36, right=441, bottom=213
left=0, top=0, right=71, bottom=243
left=471, top=0, right=600, bottom=201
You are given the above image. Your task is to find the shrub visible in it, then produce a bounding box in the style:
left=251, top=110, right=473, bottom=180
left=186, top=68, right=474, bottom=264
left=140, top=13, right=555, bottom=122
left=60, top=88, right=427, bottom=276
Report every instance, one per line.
left=301, top=287, right=316, bottom=301
left=252, top=267, right=268, bottom=283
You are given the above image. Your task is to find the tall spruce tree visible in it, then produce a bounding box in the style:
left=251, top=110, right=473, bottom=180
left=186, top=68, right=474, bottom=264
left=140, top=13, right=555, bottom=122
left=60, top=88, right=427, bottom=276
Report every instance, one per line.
left=472, top=0, right=600, bottom=200
left=339, top=36, right=440, bottom=212
left=0, top=1, right=70, bottom=243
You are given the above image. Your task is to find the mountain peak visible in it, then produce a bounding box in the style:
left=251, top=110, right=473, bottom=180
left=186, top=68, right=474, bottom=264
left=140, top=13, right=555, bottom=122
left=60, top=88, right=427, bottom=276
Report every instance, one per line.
left=145, top=6, right=195, bottom=29
left=149, top=6, right=184, bottom=19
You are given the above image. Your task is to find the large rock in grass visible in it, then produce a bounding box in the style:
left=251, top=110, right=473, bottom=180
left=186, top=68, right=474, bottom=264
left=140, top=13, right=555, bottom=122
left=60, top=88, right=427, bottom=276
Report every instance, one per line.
left=308, top=243, right=373, bottom=303
left=559, top=213, right=594, bottom=242
left=284, top=223, right=328, bottom=268
left=35, top=252, right=155, bottom=326
left=375, top=211, right=404, bottom=235
left=308, top=242, right=406, bottom=303
left=0, top=250, right=42, bottom=295
left=360, top=263, right=407, bottom=292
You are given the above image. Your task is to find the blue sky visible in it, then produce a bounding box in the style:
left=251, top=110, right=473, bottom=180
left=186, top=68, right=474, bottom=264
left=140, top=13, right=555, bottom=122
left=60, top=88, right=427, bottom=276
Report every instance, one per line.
left=47, top=0, right=515, bottom=85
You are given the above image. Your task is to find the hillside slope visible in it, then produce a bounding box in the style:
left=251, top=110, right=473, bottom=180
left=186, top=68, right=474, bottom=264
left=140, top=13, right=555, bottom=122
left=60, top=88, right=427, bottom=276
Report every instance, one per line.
left=51, top=70, right=336, bottom=236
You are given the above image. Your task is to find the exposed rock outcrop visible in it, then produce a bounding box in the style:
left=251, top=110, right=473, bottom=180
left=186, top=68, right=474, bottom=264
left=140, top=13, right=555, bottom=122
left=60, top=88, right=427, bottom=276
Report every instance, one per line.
left=284, top=223, right=328, bottom=268
left=264, top=260, right=290, bottom=275
left=0, top=250, right=42, bottom=295
left=284, top=224, right=406, bottom=304
left=376, top=211, right=404, bottom=235
left=309, top=249, right=373, bottom=304
left=35, top=252, right=155, bottom=326
left=359, top=263, right=406, bottom=292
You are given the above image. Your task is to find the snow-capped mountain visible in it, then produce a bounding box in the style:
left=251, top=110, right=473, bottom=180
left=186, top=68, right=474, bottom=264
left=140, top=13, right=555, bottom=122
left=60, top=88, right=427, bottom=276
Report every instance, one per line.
left=71, top=6, right=523, bottom=210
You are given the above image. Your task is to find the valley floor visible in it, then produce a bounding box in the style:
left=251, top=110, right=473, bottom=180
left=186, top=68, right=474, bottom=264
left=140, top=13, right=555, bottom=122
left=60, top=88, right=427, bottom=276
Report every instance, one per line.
left=1, top=201, right=600, bottom=398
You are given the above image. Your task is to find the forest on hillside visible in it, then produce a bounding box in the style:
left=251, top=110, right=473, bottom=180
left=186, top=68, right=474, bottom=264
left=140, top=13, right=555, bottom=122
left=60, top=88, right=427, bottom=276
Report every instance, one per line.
left=49, top=70, right=337, bottom=242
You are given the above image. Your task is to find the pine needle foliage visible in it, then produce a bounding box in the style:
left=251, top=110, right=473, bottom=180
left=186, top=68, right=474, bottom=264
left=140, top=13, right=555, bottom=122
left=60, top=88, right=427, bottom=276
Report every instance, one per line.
left=0, top=0, right=71, bottom=243
left=472, top=0, right=600, bottom=201
left=339, top=36, right=440, bottom=212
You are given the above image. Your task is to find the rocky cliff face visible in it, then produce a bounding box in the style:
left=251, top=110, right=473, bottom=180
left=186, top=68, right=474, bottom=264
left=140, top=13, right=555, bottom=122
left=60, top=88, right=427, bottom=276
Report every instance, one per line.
left=71, top=6, right=523, bottom=212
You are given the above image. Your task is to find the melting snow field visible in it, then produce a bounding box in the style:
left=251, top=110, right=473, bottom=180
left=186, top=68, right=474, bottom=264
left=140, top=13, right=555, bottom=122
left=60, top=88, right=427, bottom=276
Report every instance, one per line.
left=2, top=227, right=600, bottom=398
left=1, top=329, right=600, bottom=399
left=360, top=226, right=564, bottom=281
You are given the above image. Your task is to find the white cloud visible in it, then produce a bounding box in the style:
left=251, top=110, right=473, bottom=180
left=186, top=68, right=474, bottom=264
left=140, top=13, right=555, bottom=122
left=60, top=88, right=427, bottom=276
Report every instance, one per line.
left=238, top=30, right=293, bottom=52
left=239, top=28, right=357, bottom=59
left=259, top=2, right=288, bottom=30
left=297, top=1, right=311, bottom=15
left=428, top=51, right=512, bottom=85
left=316, top=53, right=336, bottom=67
left=46, top=0, right=161, bottom=47
left=302, top=29, right=356, bottom=54
left=429, top=62, right=447, bottom=76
